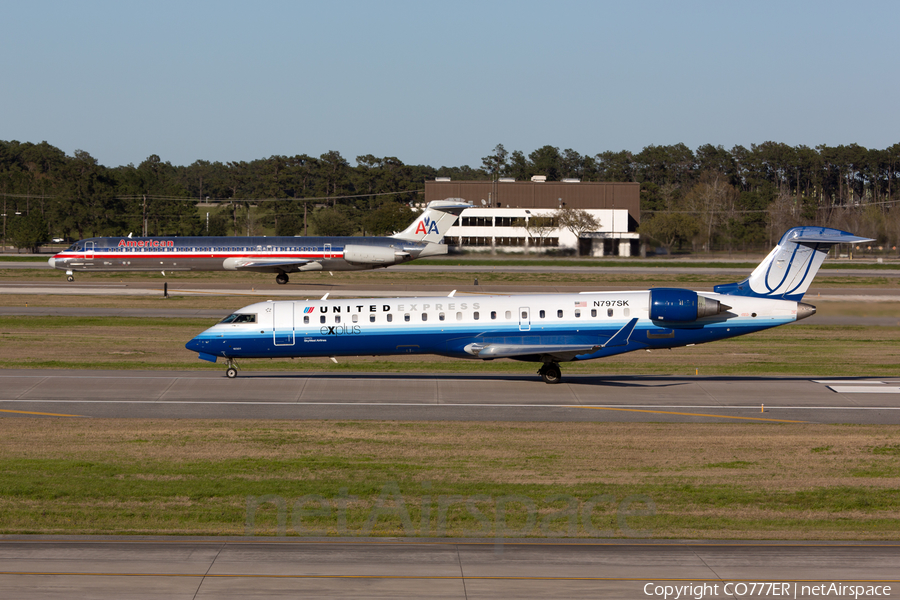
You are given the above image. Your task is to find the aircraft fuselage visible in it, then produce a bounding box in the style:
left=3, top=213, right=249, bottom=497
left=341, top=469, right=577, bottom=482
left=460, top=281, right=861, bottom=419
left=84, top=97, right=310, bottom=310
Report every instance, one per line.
left=49, top=235, right=443, bottom=275
left=186, top=290, right=805, bottom=364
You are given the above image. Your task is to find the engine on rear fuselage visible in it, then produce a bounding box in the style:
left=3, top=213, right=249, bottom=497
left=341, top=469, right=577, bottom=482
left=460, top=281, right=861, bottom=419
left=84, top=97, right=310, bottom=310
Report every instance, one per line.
left=649, top=288, right=729, bottom=322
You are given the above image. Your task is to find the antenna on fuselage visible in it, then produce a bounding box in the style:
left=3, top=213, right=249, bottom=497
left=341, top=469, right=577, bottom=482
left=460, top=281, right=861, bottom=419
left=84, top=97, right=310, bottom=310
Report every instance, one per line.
left=448, top=290, right=456, bottom=297
left=321, top=293, right=329, bottom=300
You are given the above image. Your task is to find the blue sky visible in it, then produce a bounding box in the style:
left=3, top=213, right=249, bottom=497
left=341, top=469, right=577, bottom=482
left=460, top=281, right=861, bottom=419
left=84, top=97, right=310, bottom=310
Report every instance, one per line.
left=2, top=1, right=897, bottom=168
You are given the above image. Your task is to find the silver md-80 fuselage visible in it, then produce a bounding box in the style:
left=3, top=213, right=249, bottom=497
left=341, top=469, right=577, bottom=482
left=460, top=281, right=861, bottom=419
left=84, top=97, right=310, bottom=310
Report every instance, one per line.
left=186, top=227, right=870, bottom=383
left=48, top=200, right=469, bottom=284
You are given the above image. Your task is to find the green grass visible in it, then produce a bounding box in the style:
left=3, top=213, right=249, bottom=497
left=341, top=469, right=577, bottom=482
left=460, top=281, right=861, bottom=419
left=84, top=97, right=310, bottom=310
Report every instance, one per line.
left=0, top=255, right=50, bottom=262
left=1, top=421, right=898, bottom=538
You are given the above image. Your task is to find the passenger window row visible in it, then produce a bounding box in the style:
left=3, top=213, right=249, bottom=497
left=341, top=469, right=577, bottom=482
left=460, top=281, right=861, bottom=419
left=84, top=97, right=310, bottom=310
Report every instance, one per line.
left=299, top=306, right=630, bottom=325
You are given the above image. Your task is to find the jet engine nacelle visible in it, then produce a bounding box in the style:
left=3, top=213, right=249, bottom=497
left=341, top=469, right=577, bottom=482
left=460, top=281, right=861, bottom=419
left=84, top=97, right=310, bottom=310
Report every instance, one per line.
left=343, top=244, right=399, bottom=265
left=649, top=288, right=729, bottom=322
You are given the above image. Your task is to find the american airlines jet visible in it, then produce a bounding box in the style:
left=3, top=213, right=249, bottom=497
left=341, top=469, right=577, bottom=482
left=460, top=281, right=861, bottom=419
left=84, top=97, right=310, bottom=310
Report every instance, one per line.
left=48, top=200, right=469, bottom=284
left=185, top=226, right=870, bottom=383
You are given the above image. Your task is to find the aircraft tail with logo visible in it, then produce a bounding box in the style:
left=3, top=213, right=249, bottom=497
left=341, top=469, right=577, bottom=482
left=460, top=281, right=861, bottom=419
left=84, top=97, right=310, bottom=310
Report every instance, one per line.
left=392, top=199, right=470, bottom=244
left=713, top=226, right=873, bottom=301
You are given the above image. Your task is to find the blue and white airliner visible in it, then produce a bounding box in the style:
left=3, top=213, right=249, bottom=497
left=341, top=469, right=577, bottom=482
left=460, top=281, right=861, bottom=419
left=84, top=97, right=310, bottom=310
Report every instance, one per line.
left=185, top=227, right=870, bottom=383
left=48, top=200, right=469, bottom=284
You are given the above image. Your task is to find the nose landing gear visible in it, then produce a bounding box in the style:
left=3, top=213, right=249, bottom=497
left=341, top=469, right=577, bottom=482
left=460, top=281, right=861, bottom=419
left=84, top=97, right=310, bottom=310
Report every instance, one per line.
left=225, top=358, right=239, bottom=378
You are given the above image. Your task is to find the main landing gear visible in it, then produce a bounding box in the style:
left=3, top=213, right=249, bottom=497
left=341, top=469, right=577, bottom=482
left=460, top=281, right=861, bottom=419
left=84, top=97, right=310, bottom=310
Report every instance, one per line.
left=275, top=272, right=289, bottom=285
left=537, top=362, right=562, bottom=384
left=225, top=358, right=239, bottom=379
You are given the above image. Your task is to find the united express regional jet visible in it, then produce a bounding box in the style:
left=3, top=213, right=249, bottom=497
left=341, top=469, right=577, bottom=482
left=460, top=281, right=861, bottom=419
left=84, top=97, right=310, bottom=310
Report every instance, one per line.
left=48, top=200, right=469, bottom=284
left=185, top=227, right=870, bottom=383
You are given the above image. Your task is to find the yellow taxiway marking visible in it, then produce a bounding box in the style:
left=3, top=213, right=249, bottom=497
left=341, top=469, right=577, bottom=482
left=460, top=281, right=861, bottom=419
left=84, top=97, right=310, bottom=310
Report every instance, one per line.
left=0, top=408, right=85, bottom=417
left=570, top=406, right=807, bottom=423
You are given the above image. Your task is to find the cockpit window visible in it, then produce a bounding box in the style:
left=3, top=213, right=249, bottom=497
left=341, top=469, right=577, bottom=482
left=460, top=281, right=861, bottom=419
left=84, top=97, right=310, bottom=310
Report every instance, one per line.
left=219, top=313, right=257, bottom=324
left=67, top=244, right=79, bottom=252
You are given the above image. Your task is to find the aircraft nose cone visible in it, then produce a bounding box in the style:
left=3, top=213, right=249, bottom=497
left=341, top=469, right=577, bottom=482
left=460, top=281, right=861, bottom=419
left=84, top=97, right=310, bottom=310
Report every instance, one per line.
left=48, top=257, right=56, bottom=268
left=185, top=338, right=201, bottom=352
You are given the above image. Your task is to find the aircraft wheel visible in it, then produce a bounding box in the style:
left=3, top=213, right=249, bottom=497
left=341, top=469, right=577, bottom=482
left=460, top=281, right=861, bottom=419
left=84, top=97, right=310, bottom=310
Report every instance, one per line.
left=275, top=273, right=289, bottom=285
left=226, top=367, right=238, bottom=379
left=539, top=363, right=562, bottom=384
left=67, top=275, right=74, bottom=282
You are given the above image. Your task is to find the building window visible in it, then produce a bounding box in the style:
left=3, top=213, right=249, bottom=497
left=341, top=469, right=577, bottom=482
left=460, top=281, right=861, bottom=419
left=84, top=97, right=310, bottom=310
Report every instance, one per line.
left=461, top=236, right=492, bottom=246
left=494, top=237, right=525, bottom=247
left=461, top=216, right=493, bottom=227
left=495, top=216, right=526, bottom=227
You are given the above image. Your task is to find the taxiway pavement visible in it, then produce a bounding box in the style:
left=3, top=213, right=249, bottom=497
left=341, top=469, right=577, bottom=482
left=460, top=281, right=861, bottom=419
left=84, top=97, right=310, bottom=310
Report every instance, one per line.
left=0, top=537, right=897, bottom=599
left=1, top=370, right=898, bottom=424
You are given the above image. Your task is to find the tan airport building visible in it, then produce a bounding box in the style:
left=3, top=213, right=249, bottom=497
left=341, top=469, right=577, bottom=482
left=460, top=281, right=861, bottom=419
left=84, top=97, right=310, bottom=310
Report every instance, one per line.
left=424, top=178, right=641, bottom=256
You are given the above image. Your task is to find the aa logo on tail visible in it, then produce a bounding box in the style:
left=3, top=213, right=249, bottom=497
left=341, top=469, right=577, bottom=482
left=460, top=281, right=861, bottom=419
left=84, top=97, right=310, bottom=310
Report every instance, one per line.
left=415, top=217, right=440, bottom=235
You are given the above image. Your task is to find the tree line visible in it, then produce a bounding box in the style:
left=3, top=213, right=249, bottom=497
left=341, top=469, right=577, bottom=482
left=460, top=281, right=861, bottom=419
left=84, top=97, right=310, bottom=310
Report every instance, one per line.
left=2, top=139, right=899, bottom=252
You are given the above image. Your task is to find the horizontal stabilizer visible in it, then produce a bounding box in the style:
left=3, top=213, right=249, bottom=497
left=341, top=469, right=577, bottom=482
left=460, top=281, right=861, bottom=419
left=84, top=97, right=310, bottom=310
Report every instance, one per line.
left=792, top=233, right=873, bottom=245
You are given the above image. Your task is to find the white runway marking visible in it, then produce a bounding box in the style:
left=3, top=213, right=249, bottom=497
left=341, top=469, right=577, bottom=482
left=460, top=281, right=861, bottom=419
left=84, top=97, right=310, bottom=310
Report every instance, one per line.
left=813, top=380, right=885, bottom=384
left=829, top=386, right=900, bottom=394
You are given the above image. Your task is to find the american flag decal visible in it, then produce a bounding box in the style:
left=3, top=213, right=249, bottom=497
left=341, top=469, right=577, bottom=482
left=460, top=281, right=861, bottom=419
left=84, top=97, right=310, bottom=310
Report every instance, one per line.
left=574, top=301, right=586, bottom=307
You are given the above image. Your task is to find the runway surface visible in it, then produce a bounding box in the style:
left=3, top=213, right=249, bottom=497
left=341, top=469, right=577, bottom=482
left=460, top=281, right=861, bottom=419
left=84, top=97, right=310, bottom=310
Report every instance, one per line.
left=0, top=537, right=897, bottom=599
left=1, top=370, right=898, bottom=423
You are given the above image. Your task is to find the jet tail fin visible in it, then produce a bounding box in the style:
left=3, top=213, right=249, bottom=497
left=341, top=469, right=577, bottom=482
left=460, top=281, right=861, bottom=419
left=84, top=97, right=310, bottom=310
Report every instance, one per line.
left=392, top=199, right=470, bottom=243
left=713, top=226, right=872, bottom=301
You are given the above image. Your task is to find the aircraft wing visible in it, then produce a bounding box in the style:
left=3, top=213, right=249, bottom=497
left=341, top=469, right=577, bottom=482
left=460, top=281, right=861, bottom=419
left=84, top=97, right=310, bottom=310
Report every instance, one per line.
left=464, top=343, right=601, bottom=361
left=226, top=258, right=320, bottom=273
left=462, top=319, right=639, bottom=361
